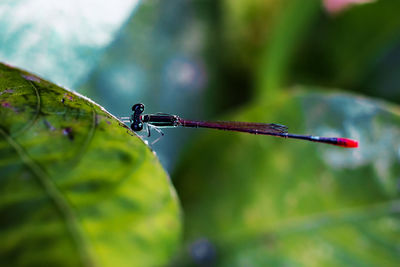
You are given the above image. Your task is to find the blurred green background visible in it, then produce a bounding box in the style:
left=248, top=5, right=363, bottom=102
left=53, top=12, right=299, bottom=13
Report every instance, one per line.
left=1, top=0, right=400, bottom=266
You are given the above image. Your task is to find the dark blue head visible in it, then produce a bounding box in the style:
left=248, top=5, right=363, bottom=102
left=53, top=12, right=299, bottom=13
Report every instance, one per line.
left=132, top=103, right=144, bottom=114
left=131, top=103, right=145, bottom=131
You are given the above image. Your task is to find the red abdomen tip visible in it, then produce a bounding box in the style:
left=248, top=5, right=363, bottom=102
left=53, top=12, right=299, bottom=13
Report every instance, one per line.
left=336, top=138, right=358, bottom=148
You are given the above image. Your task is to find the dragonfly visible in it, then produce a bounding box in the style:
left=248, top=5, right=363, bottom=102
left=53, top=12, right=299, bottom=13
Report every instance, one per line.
left=120, top=103, right=358, bottom=148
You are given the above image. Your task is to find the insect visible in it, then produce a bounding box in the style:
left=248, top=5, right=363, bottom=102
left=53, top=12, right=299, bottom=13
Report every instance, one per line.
left=121, top=103, right=358, bottom=148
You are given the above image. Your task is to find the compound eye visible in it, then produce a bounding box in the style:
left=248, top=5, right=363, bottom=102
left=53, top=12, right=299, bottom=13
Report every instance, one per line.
left=132, top=103, right=145, bottom=113
left=131, top=121, right=143, bottom=131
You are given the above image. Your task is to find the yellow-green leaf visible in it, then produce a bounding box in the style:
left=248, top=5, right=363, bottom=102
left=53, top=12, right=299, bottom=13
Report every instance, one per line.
left=0, top=63, right=181, bottom=267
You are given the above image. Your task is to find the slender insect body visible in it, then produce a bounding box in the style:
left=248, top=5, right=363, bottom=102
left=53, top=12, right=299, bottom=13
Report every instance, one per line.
left=142, top=115, right=180, bottom=128
left=127, top=103, right=358, bottom=148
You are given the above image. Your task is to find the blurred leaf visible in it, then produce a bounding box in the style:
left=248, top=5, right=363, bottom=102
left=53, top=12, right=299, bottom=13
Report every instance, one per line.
left=214, top=0, right=283, bottom=107
left=256, top=0, right=320, bottom=100
left=292, top=0, right=400, bottom=103
left=173, top=89, right=400, bottom=266
left=0, top=0, right=141, bottom=88
left=0, top=63, right=181, bottom=267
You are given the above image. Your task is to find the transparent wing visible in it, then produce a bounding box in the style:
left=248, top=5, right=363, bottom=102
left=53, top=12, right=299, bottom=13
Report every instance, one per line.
left=179, top=119, right=288, bottom=134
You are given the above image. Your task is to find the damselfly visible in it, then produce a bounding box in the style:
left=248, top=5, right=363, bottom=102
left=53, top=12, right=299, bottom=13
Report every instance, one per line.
left=121, top=103, right=358, bottom=148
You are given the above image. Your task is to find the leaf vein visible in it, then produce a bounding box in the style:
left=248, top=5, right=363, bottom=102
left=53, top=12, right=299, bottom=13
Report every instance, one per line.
left=11, top=81, right=41, bottom=137
left=0, top=128, right=97, bottom=267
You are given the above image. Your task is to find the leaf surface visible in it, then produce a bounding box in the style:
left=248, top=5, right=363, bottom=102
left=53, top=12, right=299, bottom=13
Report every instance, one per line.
left=0, top=63, right=181, bottom=267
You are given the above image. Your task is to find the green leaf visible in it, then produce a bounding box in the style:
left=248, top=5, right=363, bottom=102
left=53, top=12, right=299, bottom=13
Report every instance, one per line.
left=0, top=63, right=181, bottom=267
left=174, top=89, right=400, bottom=266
